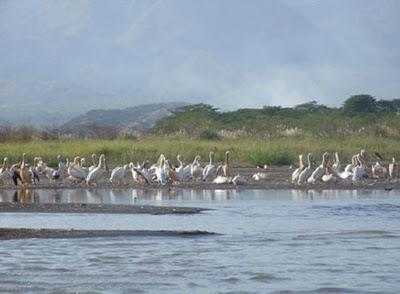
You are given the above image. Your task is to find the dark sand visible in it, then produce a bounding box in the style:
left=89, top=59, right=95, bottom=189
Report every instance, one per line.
left=0, top=228, right=217, bottom=240
left=0, top=202, right=208, bottom=214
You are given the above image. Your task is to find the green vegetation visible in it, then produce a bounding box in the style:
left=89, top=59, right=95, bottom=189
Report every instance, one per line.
left=1, top=137, right=399, bottom=167
left=151, top=95, right=400, bottom=139
left=1, top=95, right=400, bottom=166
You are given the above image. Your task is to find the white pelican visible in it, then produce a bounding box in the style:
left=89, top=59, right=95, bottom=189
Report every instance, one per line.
left=372, top=161, right=387, bottom=179
left=165, top=159, right=178, bottom=184
left=57, top=155, right=68, bottom=179
left=0, top=157, right=10, bottom=183
left=34, top=157, right=47, bottom=175
left=308, top=152, right=329, bottom=184
left=389, top=157, right=398, bottom=179
left=321, top=172, right=337, bottom=183
left=20, top=153, right=32, bottom=184
left=110, top=164, right=129, bottom=184
left=174, top=155, right=190, bottom=181
left=190, top=155, right=203, bottom=181
left=340, top=155, right=357, bottom=179
left=130, top=161, right=152, bottom=184
left=252, top=172, right=268, bottom=181
left=352, top=154, right=366, bottom=181
left=44, top=166, right=60, bottom=182
left=154, top=154, right=167, bottom=185
left=68, top=157, right=87, bottom=181
left=222, top=151, right=232, bottom=177
left=88, top=154, right=98, bottom=172
left=332, top=152, right=342, bottom=173
left=291, top=154, right=304, bottom=184
left=213, top=175, right=232, bottom=184
left=298, top=153, right=314, bottom=185
left=80, top=158, right=90, bottom=177
left=321, top=164, right=338, bottom=183
left=10, top=163, right=22, bottom=186
left=86, top=154, right=106, bottom=184
left=232, top=174, right=247, bottom=185
left=203, top=151, right=217, bottom=181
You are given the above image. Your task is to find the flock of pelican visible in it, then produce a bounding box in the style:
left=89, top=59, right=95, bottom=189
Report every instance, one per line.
left=0, top=149, right=395, bottom=188
left=291, top=149, right=397, bottom=184
left=0, top=151, right=251, bottom=187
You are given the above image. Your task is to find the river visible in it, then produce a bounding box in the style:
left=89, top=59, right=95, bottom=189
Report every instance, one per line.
left=0, top=188, right=399, bottom=293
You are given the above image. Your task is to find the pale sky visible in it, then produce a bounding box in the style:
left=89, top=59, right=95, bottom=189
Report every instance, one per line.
left=0, top=0, right=399, bottom=123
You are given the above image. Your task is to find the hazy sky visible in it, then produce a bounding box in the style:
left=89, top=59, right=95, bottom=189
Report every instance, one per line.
left=0, top=0, right=399, bottom=121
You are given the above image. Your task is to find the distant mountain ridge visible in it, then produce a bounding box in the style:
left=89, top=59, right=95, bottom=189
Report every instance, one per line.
left=60, top=102, right=188, bottom=137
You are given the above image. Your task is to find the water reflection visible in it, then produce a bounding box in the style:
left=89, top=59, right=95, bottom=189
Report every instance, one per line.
left=291, top=189, right=393, bottom=201
left=0, top=188, right=396, bottom=205
left=0, top=188, right=237, bottom=205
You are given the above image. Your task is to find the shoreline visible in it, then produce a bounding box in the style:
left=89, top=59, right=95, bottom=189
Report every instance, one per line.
left=0, top=228, right=217, bottom=240
left=0, top=166, right=397, bottom=191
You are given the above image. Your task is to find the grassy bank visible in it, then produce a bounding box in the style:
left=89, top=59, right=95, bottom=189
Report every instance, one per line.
left=0, top=137, right=398, bottom=167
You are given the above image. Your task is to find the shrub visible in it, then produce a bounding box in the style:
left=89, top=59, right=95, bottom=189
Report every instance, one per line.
left=199, top=128, right=220, bottom=140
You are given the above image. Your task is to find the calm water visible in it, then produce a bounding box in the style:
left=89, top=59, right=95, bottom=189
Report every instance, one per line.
left=0, top=188, right=399, bottom=293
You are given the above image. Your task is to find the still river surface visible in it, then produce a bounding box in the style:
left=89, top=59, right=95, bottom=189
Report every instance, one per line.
left=0, top=188, right=399, bottom=293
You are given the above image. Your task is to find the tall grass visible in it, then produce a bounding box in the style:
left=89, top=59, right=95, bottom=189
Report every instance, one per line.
left=0, top=137, right=398, bottom=167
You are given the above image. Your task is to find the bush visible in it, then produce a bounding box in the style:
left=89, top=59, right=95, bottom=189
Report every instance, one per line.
left=342, top=94, right=377, bottom=115
left=199, top=128, right=220, bottom=140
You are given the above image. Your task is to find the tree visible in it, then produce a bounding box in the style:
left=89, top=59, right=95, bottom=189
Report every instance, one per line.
left=376, top=99, right=400, bottom=113
left=294, top=100, right=328, bottom=112
left=342, top=94, right=377, bottom=115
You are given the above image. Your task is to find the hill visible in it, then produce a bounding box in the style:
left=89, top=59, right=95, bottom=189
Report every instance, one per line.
left=60, top=102, right=187, bottom=138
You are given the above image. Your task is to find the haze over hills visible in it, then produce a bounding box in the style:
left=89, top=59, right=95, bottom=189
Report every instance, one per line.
left=0, top=0, right=399, bottom=125
left=60, top=102, right=187, bottom=137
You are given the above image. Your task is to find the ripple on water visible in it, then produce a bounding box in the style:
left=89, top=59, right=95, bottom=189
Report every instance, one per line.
left=222, top=277, right=240, bottom=284
left=294, top=230, right=399, bottom=241
left=311, top=203, right=400, bottom=218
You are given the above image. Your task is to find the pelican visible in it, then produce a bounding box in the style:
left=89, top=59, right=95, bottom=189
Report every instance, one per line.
left=68, top=157, right=87, bottom=181
left=372, top=161, right=387, bottom=179
left=222, top=151, right=232, bottom=177
left=213, top=175, right=232, bottom=184
left=340, top=155, right=357, bottom=179
left=389, top=157, right=398, bottom=179
left=130, top=161, right=152, bottom=184
left=232, top=174, right=247, bottom=185
left=88, top=154, right=98, bottom=172
left=321, top=172, right=337, bottom=183
left=298, top=153, right=314, bottom=184
left=110, top=164, right=129, bottom=184
left=203, top=151, right=217, bottom=181
left=352, top=154, right=366, bottom=181
left=80, top=158, right=90, bottom=177
left=33, top=157, right=47, bottom=175
left=291, top=154, right=304, bottom=184
left=332, top=152, right=342, bottom=173
left=0, top=157, right=10, bottom=183
left=10, top=163, right=22, bottom=186
left=190, top=155, right=203, bottom=181
left=20, top=153, right=32, bottom=184
left=308, top=152, right=329, bottom=184
left=57, top=155, right=68, bottom=179
left=29, top=165, right=40, bottom=184
left=252, top=172, right=268, bottom=181
left=86, top=154, right=106, bottom=184
left=153, top=154, right=167, bottom=185
left=174, top=155, right=190, bottom=181
left=44, top=166, right=60, bottom=182
left=165, top=159, right=177, bottom=184
left=321, top=164, right=338, bottom=183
